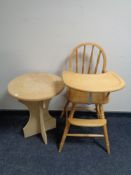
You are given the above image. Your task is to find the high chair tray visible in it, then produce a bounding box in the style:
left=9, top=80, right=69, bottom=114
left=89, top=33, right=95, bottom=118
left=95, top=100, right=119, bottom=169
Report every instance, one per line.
left=62, top=71, right=125, bottom=92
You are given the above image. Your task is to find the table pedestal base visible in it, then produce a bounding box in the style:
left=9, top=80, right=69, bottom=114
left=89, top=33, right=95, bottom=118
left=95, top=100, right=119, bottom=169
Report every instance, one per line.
left=20, top=100, right=56, bottom=144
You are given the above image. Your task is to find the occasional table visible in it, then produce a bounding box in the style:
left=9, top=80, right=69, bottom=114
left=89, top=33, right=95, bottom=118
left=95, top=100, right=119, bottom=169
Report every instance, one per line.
left=8, top=72, right=64, bottom=144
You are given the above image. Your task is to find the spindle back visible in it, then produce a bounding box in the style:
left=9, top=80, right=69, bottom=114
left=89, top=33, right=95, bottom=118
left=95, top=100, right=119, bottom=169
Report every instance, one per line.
left=69, top=43, right=107, bottom=74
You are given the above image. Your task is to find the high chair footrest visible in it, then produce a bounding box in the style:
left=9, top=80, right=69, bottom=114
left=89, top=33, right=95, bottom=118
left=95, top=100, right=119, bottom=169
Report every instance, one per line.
left=68, top=118, right=106, bottom=127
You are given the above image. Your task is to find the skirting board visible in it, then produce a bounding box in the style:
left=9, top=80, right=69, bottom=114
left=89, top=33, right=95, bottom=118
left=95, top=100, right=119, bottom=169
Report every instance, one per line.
left=0, top=110, right=130, bottom=117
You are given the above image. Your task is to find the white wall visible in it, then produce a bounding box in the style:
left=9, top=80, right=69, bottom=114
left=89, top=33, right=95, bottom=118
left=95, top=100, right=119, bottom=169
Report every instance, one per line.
left=0, top=0, right=131, bottom=111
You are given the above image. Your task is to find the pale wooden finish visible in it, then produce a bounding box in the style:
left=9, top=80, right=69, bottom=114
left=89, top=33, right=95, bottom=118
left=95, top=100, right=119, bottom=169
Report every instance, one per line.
left=99, top=104, right=110, bottom=154
left=62, top=70, right=125, bottom=105
left=68, top=89, right=109, bottom=104
left=60, top=100, right=70, bottom=118
left=68, top=118, right=106, bottom=127
left=59, top=104, right=109, bottom=153
left=8, top=73, right=64, bottom=101
left=60, top=43, right=125, bottom=154
left=76, top=49, right=78, bottom=72
left=59, top=104, right=76, bottom=152
left=59, top=43, right=111, bottom=154
left=63, top=71, right=125, bottom=93
left=21, top=100, right=56, bottom=144
left=69, top=42, right=107, bottom=73
left=67, top=134, right=104, bottom=137
left=94, top=50, right=101, bottom=73
left=61, top=43, right=108, bottom=117
left=88, top=45, right=94, bottom=74
left=8, top=73, right=64, bottom=144
left=82, top=45, right=86, bottom=73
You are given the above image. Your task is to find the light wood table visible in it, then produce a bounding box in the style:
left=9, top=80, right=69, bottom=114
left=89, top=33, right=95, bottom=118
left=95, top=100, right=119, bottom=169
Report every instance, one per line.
left=8, top=73, right=64, bottom=144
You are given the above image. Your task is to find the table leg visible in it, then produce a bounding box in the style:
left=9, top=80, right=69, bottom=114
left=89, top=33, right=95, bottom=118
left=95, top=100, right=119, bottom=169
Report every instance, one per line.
left=20, top=100, right=56, bottom=144
left=21, top=101, right=41, bottom=137
left=41, top=100, right=56, bottom=132
left=39, top=100, right=56, bottom=144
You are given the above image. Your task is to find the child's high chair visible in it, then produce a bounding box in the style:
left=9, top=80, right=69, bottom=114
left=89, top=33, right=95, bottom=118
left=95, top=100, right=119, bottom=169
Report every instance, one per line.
left=59, top=43, right=125, bottom=154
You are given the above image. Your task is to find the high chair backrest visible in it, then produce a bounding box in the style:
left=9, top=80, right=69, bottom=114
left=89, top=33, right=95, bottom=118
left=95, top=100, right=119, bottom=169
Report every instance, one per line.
left=69, top=43, right=107, bottom=74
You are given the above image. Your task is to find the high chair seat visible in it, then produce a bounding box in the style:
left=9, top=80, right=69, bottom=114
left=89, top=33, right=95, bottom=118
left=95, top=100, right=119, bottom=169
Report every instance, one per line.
left=68, top=89, right=109, bottom=104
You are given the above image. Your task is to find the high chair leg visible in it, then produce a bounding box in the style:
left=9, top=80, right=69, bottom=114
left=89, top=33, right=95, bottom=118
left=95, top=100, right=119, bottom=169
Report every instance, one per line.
left=59, top=120, right=70, bottom=152
left=103, top=125, right=110, bottom=154
left=99, top=105, right=105, bottom=119
left=96, top=104, right=100, bottom=118
left=59, top=104, right=76, bottom=152
left=99, top=104, right=110, bottom=154
left=60, top=101, right=70, bottom=118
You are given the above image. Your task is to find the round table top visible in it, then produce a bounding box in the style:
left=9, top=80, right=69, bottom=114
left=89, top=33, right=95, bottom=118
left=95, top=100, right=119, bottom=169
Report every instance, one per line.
left=8, top=72, right=64, bottom=101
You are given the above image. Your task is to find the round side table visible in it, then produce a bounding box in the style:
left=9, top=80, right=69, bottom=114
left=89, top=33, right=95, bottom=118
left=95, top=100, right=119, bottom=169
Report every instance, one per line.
left=8, top=72, right=64, bottom=144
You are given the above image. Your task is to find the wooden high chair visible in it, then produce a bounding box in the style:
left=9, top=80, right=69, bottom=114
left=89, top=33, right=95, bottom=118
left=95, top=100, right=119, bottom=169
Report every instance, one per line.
left=59, top=43, right=125, bottom=154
